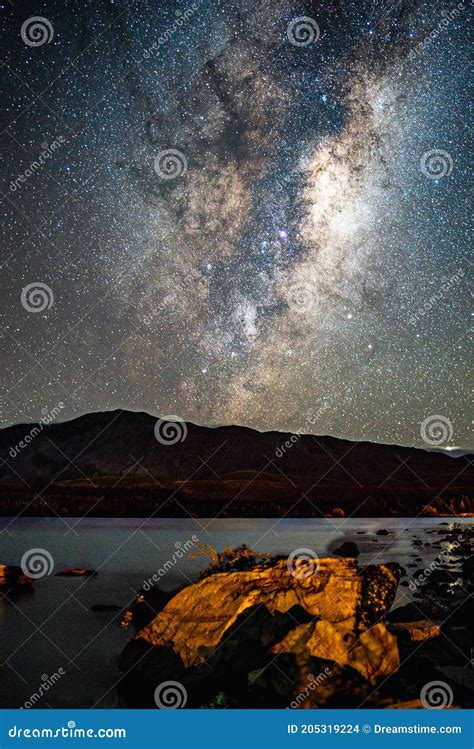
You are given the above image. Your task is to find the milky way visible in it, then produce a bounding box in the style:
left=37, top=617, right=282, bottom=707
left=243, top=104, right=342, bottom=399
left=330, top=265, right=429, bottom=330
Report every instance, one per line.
left=1, top=0, right=471, bottom=449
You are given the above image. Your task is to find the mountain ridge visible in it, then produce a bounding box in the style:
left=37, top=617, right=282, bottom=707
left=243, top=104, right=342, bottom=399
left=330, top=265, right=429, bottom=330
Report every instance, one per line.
left=0, top=410, right=472, bottom=517
left=2, top=407, right=470, bottom=455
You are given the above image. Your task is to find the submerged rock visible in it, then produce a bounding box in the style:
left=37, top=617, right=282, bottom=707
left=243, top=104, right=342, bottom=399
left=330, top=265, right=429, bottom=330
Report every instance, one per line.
left=90, top=604, right=121, bottom=612
left=56, top=568, right=97, bottom=577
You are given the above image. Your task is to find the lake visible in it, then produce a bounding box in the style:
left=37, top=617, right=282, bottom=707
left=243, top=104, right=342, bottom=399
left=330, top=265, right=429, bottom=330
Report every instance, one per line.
left=0, top=516, right=471, bottom=708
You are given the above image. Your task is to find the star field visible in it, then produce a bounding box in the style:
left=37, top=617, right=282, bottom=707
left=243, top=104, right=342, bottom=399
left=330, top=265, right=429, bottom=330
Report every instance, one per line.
left=1, top=0, right=471, bottom=449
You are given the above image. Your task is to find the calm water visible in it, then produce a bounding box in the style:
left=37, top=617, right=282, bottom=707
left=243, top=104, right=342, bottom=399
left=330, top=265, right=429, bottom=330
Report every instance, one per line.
left=0, top=517, right=471, bottom=708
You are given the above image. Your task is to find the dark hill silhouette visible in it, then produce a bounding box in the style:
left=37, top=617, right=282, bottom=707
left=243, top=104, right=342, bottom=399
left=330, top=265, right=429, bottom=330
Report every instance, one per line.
left=0, top=410, right=472, bottom=516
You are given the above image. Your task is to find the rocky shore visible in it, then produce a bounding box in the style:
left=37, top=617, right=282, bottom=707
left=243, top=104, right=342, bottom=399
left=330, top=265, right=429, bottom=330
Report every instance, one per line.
left=119, top=527, right=473, bottom=709
left=1, top=524, right=472, bottom=709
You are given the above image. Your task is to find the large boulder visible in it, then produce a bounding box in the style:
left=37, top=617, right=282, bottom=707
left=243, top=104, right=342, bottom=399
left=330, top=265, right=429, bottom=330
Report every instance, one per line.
left=133, top=558, right=399, bottom=664
left=120, top=557, right=401, bottom=707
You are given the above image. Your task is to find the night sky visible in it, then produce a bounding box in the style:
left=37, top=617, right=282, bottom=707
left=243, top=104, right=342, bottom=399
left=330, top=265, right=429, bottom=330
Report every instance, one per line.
left=1, top=0, right=471, bottom=449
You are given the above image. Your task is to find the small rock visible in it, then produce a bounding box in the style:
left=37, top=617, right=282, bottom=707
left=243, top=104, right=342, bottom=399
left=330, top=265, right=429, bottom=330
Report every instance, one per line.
left=56, top=568, right=97, bottom=577
left=389, top=620, right=441, bottom=642
left=462, top=556, right=474, bottom=585
left=376, top=529, right=389, bottom=536
left=90, top=604, right=121, bottom=612
left=333, top=541, right=359, bottom=557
